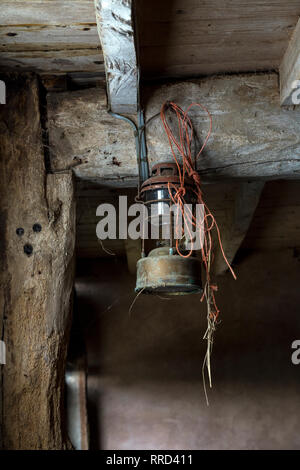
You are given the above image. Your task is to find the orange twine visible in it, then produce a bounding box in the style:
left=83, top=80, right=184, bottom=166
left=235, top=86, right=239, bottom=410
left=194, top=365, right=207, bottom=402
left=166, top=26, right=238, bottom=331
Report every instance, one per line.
left=160, top=101, right=236, bottom=322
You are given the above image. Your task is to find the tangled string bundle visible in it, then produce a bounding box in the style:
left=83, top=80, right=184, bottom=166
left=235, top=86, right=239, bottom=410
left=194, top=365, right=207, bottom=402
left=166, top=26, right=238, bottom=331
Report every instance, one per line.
left=160, top=101, right=236, bottom=404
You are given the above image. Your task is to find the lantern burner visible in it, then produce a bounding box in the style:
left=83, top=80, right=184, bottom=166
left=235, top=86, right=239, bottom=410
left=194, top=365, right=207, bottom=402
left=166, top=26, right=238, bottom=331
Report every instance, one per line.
left=136, top=246, right=202, bottom=295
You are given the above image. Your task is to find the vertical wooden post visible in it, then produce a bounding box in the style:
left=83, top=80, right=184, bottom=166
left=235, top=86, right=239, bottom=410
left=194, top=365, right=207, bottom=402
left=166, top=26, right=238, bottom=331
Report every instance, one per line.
left=0, top=74, right=75, bottom=449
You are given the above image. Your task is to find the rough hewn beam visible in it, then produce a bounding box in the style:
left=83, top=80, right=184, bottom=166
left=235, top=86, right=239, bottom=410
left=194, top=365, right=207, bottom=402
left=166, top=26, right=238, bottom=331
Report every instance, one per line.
left=0, top=74, right=75, bottom=449
left=94, top=0, right=138, bottom=113
left=47, top=73, right=300, bottom=185
left=280, top=17, right=300, bottom=105
left=214, top=182, right=265, bottom=276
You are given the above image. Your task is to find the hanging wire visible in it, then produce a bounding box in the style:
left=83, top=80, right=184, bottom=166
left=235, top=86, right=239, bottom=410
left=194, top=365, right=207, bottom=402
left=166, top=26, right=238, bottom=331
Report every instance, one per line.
left=160, top=101, right=237, bottom=404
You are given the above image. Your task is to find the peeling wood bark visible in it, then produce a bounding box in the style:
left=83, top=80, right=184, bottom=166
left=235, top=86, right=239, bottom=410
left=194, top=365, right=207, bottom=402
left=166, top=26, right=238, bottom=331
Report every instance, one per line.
left=94, top=0, right=138, bottom=113
left=280, top=18, right=300, bottom=105
left=47, top=73, right=300, bottom=185
left=0, top=74, right=75, bottom=449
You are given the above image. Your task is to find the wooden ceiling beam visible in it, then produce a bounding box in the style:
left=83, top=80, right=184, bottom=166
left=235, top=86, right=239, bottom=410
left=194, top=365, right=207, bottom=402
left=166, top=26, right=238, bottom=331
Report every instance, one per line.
left=280, top=17, right=300, bottom=105
left=94, top=0, right=138, bottom=114
left=47, top=73, right=300, bottom=186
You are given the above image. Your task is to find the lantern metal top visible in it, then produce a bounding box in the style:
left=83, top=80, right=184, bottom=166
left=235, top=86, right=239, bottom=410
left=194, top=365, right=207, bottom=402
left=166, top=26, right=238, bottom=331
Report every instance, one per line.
left=140, top=162, right=194, bottom=194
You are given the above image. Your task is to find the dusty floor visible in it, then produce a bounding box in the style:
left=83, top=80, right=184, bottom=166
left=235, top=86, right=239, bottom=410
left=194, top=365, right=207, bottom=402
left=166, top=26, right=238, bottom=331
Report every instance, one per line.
left=75, top=248, right=300, bottom=450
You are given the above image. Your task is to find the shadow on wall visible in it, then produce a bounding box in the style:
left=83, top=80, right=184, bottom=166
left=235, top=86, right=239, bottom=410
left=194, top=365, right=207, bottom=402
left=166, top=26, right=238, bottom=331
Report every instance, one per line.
left=75, top=249, right=300, bottom=450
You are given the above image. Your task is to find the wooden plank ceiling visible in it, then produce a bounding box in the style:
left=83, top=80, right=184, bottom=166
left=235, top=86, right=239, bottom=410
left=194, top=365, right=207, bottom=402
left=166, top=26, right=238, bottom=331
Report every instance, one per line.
left=1, top=1, right=300, bottom=78
left=0, top=0, right=103, bottom=75
left=1, top=1, right=300, bottom=260
left=137, top=0, right=300, bottom=79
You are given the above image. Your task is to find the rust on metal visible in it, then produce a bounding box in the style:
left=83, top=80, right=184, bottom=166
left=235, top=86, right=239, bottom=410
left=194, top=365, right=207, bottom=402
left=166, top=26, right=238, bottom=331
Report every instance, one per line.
left=135, top=252, right=202, bottom=295
left=140, top=162, right=194, bottom=194
left=136, top=163, right=202, bottom=295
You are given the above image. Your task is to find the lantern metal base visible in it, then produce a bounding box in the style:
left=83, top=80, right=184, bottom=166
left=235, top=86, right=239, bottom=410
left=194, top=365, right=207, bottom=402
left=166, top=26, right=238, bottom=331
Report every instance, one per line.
left=135, top=254, right=202, bottom=295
